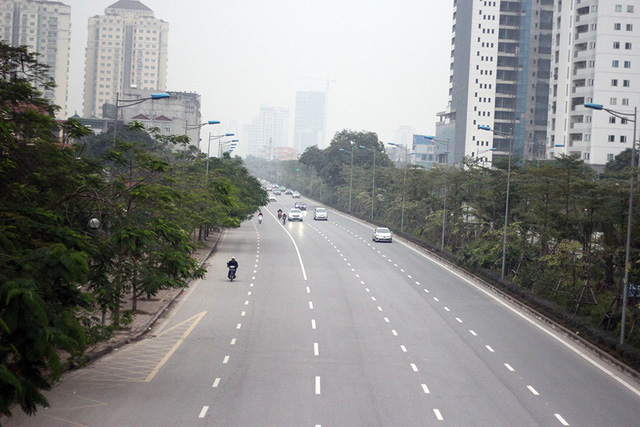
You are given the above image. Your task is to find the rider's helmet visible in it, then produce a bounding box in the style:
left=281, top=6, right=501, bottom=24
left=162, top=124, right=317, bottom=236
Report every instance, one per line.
left=231, top=257, right=235, bottom=260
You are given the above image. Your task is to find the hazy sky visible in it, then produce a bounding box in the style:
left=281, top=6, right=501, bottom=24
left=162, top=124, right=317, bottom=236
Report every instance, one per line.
left=63, top=0, right=453, bottom=156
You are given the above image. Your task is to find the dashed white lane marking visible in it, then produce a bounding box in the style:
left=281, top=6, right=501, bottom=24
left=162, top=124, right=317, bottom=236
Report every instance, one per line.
left=505, top=363, right=515, bottom=372
left=360, top=280, right=365, bottom=285
left=377, top=306, right=383, bottom=311
left=223, top=356, right=230, bottom=364
left=241, top=311, right=246, bottom=316
left=527, top=386, right=540, bottom=396
left=248, top=291, right=252, bottom=296
left=199, top=406, right=209, bottom=418
left=212, top=378, right=221, bottom=388
left=392, top=330, right=398, bottom=336
left=230, top=338, right=236, bottom=345
left=422, top=384, right=430, bottom=394
left=415, top=281, right=420, bottom=285
left=554, top=414, right=570, bottom=426
left=365, top=288, right=370, bottom=292
left=434, top=409, right=444, bottom=421
left=401, top=345, right=407, bottom=352
left=236, top=323, right=242, bottom=329
left=411, top=363, right=419, bottom=372
left=244, top=300, right=249, bottom=305
left=444, top=307, right=450, bottom=312
left=306, top=287, right=311, bottom=293
left=486, top=345, right=495, bottom=352
left=384, top=317, right=390, bottom=323
left=433, top=297, right=439, bottom=302
left=371, top=296, right=376, bottom=301
left=311, top=319, right=316, bottom=329
left=309, top=301, right=314, bottom=309
left=424, top=289, right=430, bottom=293
left=456, top=317, right=463, bottom=323
left=314, top=342, right=319, bottom=356
left=470, top=330, right=477, bottom=336
left=315, top=376, right=321, bottom=395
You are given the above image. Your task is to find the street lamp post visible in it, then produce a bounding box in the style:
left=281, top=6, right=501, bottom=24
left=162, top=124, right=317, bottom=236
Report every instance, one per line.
left=339, top=142, right=355, bottom=212
left=359, top=145, right=377, bottom=220
left=388, top=142, right=413, bottom=232
left=479, top=124, right=513, bottom=280
left=426, top=136, right=450, bottom=250
left=585, top=102, right=637, bottom=345
left=206, top=133, right=235, bottom=176
left=183, top=120, right=220, bottom=157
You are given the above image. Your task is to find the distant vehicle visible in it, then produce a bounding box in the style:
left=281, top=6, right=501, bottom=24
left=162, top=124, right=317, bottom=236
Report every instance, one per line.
left=285, top=189, right=293, bottom=195
left=292, top=191, right=300, bottom=198
left=372, top=227, right=392, bottom=242
left=268, top=194, right=277, bottom=202
left=313, top=207, right=328, bottom=220
left=280, top=186, right=286, bottom=192
left=273, top=190, right=281, bottom=195
left=288, top=208, right=303, bottom=221
left=298, top=202, right=307, bottom=210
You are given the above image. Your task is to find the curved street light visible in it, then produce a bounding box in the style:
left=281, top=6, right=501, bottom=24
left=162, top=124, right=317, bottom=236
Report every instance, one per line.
left=359, top=145, right=377, bottom=220
left=585, top=102, right=637, bottom=345
left=479, top=124, right=513, bottom=280
left=339, top=142, right=355, bottom=212
left=425, top=136, right=450, bottom=250
left=183, top=120, right=220, bottom=156
left=206, top=133, right=235, bottom=176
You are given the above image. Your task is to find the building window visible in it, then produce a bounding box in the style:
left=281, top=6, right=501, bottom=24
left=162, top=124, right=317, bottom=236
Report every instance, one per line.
left=627, top=24, right=633, bottom=31
left=608, top=153, right=615, bottom=161
left=611, top=98, right=618, bottom=105
left=621, top=135, right=627, bottom=143
left=612, top=79, right=619, bottom=86
left=613, top=60, right=620, bottom=67
left=610, top=117, right=617, bottom=124
left=584, top=153, right=590, bottom=160
left=616, top=5, right=623, bottom=12
left=615, top=23, right=622, bottom=30
left=609, top=135, right=616, bottom=142
left=623, top=98, right=630, bottom=105
left=626, top=42, right=633, bottom=49
left=625, top=61, right=632, bottom=68
left=614, top=41, right=621, bottom=49
left=628, top=5, right=635, bottom=13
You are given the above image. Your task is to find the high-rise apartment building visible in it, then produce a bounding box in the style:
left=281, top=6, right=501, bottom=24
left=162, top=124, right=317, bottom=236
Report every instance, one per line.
left=435, top=0, right=553, bottom=166
left=244, top=106, right=290, bottom=159
left=83, top=0, right=168, bottom=118
left=293, top=91, right=326, bottom=153
left=0, top=0, right=71, bottom=119
left=547, top=2, right=640, bottom=166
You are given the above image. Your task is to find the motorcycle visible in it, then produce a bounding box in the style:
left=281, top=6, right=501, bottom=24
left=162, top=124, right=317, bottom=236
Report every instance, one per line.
left=228, top=266, right=237, bottom=281
left=258, top=214, right=263, bottom=224
left=277, top=211, right=282, bottom=220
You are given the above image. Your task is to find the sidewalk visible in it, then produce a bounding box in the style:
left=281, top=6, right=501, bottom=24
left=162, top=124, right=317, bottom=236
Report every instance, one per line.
left=82, top=231, right=222, bottom=363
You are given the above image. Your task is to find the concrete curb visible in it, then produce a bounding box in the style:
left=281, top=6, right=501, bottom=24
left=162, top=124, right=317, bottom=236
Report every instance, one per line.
left=79, top=231, right=224, bottom=365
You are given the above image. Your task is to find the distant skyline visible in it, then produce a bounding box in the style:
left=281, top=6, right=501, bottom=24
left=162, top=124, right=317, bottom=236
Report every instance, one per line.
left=62, top=0, right=454, bottom=157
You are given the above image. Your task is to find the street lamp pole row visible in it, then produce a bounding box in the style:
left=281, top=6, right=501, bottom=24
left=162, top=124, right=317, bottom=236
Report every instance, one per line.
left=585, top=102, right=637, bottom=345
left=425, top=136, right=450, bottom=250
left=206, top=133, right=236, bottom=176
left=359, top=145, right=377, bottom=220
left=183, top=120, right=220, bottom=157
left=339, top=142, right=355, bottom=212
left=387, top=142, right=415, bottom=233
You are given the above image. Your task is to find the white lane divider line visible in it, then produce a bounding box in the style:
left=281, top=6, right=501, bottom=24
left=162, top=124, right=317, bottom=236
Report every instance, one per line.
left=444, top=307, right=450, bottom=312
left=244, top=300, right=249, bottom=305
left=311, top=319, right=316, bottom=329
left=392, top=330, right=398, bottom=336
left=401, top=345, right=407, bottom=352
left=371, top=296, right=376, bottom=301
left=199, top=406, right=209, bottom=418
left=433, top=409, right=444, bottom=421
left=408, top=275, right=413, bottom=279
left=314, top=342, right=319, bottom=356
left=212, top=378, right=221, bottom=388
left=309, top=301, right=314, bottom=309
left=248, top=291, right=252, bottom=296
left=236, top=323, right=242, bottom=329
left=486, top=345, right=495, bottom=353
left=424, top=289, right=430, bottom=293
left=360, top=280, right=365, bottom=285
left=504, top=363, right=515, bottom=372
left=241, top=311, right=246, bottom=316
left=223, top=356, right=230, bottom=364
left=422, top=384, right=430, bottom=394
left=377, top=306, right=383, bottom=311
left=355, top=274, right=360, bottom=278
left=411, top=363, right=419, bottom=372
left=527, top=386, right=540, bottom=396
left=470, top=330, right=477, bottom=336
left=433, top=297, right=439, bottom=302
left=415, top=281, right=421, bottom=285
left=554, top=414, right=570, bottom=426
left=230, top=338, right=236, bottom=345
left=306, top=286, right=311, bottom=293
left=384, top=317, right=390, bottom=323
left=315, top=376, right=321, bottom=395
left=456, top=317, right=463, bottom=323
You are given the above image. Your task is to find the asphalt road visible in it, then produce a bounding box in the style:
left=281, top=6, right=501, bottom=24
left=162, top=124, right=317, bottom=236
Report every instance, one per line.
left=6, top=194, right=640, bottom=426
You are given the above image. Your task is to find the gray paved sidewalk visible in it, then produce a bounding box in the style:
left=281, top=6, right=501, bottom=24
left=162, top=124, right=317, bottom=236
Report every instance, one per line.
left=82, top=231, right=222, bottom=362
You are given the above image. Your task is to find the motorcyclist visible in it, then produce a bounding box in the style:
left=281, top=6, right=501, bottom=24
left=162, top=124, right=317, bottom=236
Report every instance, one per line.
left=282, top=213, right=287, bottom=224
left=258, top=210, right=263, bottom=224
left=227, top=257, right=238, bottom=278
left=277, top=209, right=283, bottom=219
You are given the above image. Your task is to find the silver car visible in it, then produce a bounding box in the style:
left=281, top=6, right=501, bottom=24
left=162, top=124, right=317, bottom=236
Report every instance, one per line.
left=313, top=207, right=328, bottom=220
left=372, top=227, right=392, bottom=242
left=288, top=208, right=303, bottom=221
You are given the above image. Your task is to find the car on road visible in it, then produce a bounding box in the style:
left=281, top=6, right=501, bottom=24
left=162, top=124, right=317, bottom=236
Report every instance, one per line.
left=273, top=189, right=281, bottom=195
left=313, top=207, right=328, bottom=220
left=288, top=208, right=303, bottom=221
left=372, top=227, right=392, bottom=242
left=285, top=188, right=293, bottom=195
left=268, top=194, right=277, bottom=202
left=298, top=202, right=307, bottom=210
left=292, top=191, right=300, bottom=198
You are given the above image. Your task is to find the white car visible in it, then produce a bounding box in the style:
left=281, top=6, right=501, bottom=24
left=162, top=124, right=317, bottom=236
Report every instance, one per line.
left=292, top=191, right=301, bottom=198
left=313, top=207, right=328, bottom=220
left=268, top=194, right=277, bottom=202
left=372, top=227, right=392, bottom=242
left=288, top=208, right=303, bottom=221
